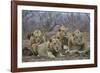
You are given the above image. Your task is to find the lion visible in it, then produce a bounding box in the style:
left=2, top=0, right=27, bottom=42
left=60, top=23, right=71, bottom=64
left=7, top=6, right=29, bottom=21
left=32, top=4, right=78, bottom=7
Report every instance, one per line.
left=52, top=25, right=70, bottom=52
left=31, top=38, right=63, bottom=58
left=22, top=30, right=46, bottom=56
left=68, top=29, right=88, bottom=52
left=30, top=29, right=46, bottom=45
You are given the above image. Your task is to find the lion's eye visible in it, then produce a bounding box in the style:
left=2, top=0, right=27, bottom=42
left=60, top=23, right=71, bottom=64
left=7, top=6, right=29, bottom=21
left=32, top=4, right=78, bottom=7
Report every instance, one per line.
left=76, top=37, right=78, bottom=39
left=54, top=43, right=56, bottom=44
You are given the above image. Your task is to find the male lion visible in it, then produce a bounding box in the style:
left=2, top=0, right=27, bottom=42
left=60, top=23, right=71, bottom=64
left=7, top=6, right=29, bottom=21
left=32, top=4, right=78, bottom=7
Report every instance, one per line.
left=68, top=29, right=87, bottom=52
left=31, top=38, right=63, bottom=58
left=52, top=25, right=70, bottom=52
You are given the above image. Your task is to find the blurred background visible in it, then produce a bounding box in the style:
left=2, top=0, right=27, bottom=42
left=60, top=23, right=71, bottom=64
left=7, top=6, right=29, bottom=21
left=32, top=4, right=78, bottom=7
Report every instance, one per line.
left=22, top=10, right=90, bottom=39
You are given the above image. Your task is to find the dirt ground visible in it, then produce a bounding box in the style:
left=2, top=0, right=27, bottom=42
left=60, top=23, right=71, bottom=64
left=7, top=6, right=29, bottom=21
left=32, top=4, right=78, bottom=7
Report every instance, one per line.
left=22, top=50, right=90, bottom=62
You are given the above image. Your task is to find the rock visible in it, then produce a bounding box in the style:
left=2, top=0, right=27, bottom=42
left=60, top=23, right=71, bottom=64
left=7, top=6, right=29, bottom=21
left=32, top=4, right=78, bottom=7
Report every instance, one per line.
left=22, top=47, right=33, bottom=56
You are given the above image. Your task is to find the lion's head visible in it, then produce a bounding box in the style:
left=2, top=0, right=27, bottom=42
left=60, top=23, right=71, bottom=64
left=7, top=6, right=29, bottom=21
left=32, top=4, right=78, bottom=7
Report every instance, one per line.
left=48, top=38, right=62, bottom=53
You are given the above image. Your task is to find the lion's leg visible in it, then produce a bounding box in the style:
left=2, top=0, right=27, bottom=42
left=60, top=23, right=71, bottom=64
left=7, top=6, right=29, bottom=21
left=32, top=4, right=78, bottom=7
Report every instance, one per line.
left=31, top=44, right=38, bottom=56
left=58, top=52, right=65, bottom=56
left=47, top=51, right=55, bottom=58
left=68, top=39, right=72, bottom=50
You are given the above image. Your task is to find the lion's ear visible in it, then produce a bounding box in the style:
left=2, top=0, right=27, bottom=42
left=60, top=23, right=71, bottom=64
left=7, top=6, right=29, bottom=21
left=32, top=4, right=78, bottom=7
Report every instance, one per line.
left=57, top=37, right=60, bottom=39
left=72, top=33, right=75, bottom=37
left=49, top=39, right=52, bottom=43
left=31, top=32, right=34, bottom=36
left=27, top=33, right=33, bottom=40
left=58, top=29, right=61, bottom=32
left=27, top=34, right=31, bottom=40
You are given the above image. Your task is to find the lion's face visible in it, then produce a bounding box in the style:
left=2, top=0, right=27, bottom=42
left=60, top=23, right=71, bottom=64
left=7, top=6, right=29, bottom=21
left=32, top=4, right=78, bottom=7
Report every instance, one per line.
left=74, top=29, right=81, bottom=36
left=31, top=30, right=45, bottom=44
left=60, top=26, right=68, bottom=35
left=33, top=30, right=42, bottom=38
left=48, top=38, right=62, bottom=52
left=72, top=29, right=83, bottom=45
left=73, top=34, right=82, bottom=44
left=56, top=26, right=69, bottom=40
